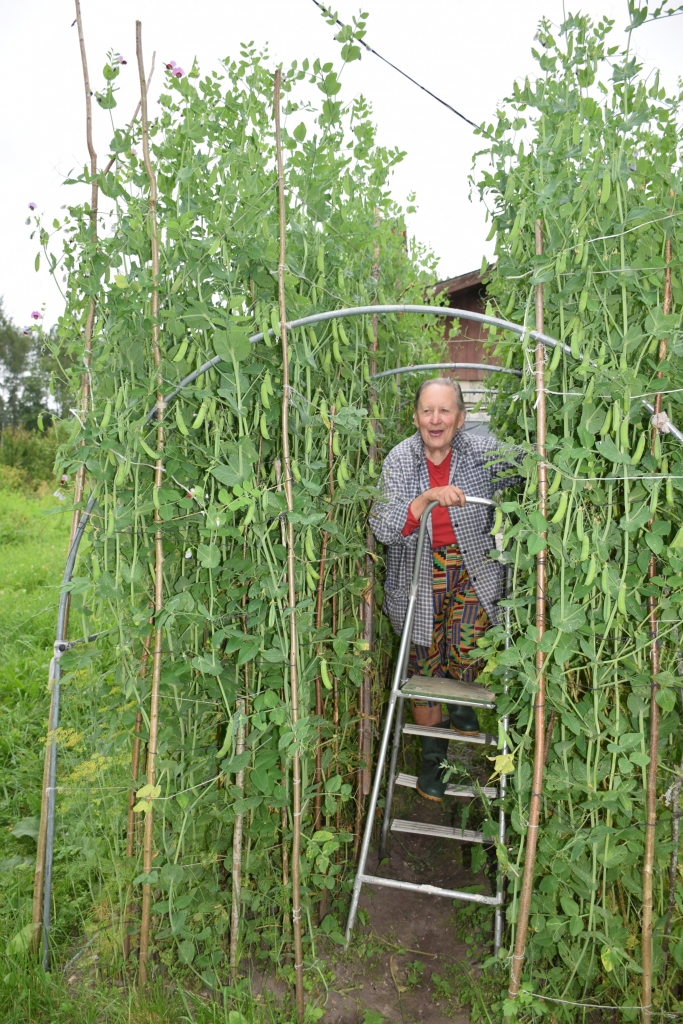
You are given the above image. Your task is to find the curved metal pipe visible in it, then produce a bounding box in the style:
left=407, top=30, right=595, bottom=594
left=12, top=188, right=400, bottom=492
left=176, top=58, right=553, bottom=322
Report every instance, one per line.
left=145, top=304, right=681, bottom=442
left=371, top=362, right=522, bottom=380
left=41, top=493, right=97, bottom=971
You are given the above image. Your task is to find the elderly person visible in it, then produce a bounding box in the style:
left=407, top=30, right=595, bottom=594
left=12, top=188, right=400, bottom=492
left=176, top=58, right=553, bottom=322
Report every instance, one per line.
left=370, top=377, right=523, bottom=801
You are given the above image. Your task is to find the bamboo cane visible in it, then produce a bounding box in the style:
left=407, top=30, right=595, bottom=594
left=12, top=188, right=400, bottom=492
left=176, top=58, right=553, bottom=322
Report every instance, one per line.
left=359, top=214, right=381, bottom=800
left=274, top=68, right=305, bottom=1022
left=313, top=413, right=335, bottom=831
left=135, top=21, right=164, bottom=987
left=230, top=695, right=246, bottom=980
left=31, top=0, right=97, bottom=952
left=508, top=219, right=547, bottom=1000
left=661, top=752, right=683, bottom=981
left=641, top=237, right=672, bottom=1022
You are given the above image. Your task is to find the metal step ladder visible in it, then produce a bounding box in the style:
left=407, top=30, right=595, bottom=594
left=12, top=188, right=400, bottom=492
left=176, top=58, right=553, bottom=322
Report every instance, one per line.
left=345, top=499, right=510, bottom=953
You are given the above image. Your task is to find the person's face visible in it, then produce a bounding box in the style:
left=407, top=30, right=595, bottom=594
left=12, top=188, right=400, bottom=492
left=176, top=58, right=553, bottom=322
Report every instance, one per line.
left=413, top=383, right=465, bottom=452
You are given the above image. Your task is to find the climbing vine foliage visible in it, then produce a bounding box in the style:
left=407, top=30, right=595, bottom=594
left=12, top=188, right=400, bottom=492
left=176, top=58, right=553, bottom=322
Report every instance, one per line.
left=41, top=45, right=440, bottom=986
left=476, top=12, right=683, bottom=1018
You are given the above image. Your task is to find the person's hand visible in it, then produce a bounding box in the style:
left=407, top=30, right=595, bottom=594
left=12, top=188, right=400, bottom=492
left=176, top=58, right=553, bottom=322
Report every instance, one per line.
left=429, top=485, right=466, bottom=508
left=410, top=486, right=466, bottom=519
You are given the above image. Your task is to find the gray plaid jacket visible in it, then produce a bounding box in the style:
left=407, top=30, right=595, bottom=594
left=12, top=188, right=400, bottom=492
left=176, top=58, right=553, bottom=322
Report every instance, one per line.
left=369, top=429, right=524, bottom=647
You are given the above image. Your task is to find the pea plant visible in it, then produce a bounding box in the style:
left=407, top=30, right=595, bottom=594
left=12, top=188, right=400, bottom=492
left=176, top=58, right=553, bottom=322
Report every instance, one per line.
left=476, top=10, right=683, bottom=1019
left=35, top=28, right=442, bottom=1001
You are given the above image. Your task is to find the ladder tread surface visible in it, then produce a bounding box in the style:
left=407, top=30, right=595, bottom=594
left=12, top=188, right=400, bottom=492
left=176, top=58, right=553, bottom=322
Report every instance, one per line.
left=402, top=723, right=497, bottom=746
left=391, top=817, right=485, bottom=843
left=401, top=674, right=496, bottom=708
left=395, top=772, right=497, bottom=799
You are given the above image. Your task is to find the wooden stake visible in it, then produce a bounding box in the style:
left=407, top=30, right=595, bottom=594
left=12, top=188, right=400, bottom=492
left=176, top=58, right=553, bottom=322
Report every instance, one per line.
left=359, top=212, right=381, bottom=800
left=135, top=20, right=164, bottom=987
left=641, top=237, right=672, bottom=1022
left=274, top=68, right=305, bottom=1022
left=312, top=414, right=335, bottom=830
left=31, top=0, right=97, bottom=952
left=230, top=696, right=246, bottom=980
left=508, top=219, right=547, bottom=1000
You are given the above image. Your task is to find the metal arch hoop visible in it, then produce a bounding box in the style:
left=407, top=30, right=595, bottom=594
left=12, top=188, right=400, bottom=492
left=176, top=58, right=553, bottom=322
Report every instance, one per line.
left=147, top=304, right=683, bottom=443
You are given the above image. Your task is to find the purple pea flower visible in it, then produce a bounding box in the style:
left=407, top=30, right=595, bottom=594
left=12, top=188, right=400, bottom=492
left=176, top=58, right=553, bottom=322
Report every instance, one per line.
left=28, top=202, right=36, bottom=210
left=165, top=61, right=177, bottom=70
left=31, top=311, right=42, bottom=320
left=172, top=67, right=184, bottom=78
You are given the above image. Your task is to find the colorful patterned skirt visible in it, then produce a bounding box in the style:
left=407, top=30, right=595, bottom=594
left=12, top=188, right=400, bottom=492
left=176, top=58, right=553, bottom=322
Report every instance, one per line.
left=409, top=544, right=489, bottom=707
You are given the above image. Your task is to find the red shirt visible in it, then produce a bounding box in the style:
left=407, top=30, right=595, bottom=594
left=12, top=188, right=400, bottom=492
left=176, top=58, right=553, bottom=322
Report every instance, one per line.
left=402, top=452, right=457, bottom=547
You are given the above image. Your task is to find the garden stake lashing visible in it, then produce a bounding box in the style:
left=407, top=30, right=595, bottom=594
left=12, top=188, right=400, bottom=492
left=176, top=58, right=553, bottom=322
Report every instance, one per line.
left=508, top=219, right=547, bottom=1002
left=641, top=236, right=673, bottom=1023
left=135, top=20, right=165, bottom=987
left=274, top=67, right=305, bottom=1023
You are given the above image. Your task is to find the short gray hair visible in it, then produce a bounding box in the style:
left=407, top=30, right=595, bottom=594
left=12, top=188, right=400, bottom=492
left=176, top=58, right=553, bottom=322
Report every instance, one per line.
left=414, top=377, right=465, bottom=414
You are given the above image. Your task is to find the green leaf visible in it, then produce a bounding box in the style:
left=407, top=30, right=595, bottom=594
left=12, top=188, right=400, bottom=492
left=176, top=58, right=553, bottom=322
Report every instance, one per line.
left=550, top=603, right=586, bottom=633
left=213, top=328, right=252, bottom=364
left=7, top=923, right=34, bottom=954
left=527, top=534, right=547, bottom=556
left=656, top=688, right=676, bottom=713
left=198, top=543, right=221, bottom=569
left=560, top=895, right=579, bottom=917
left=220, top=751, right=251, bottom=774
left=596, top=437, right=631, bottom=464
left=178, top=939, right=195, bottom=964
left=11, top=816, right=40, bottom=841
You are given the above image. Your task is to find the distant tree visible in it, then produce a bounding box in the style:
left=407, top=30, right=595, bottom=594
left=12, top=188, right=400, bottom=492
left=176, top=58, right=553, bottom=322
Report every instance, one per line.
left=0, top=299, right=71, bottom=431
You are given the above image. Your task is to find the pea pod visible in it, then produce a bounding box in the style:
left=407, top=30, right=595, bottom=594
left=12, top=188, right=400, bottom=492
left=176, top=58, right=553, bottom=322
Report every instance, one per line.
left=114, top=458, right=127, bottom=487
left=601, top=563, right=610, bottom=595
left=291, top=460, right=302, bottom=483
left=600, top=170, right=611, bottom=204
left=548, top=470, right=562, bottom=496
left=173, top=338, right=189, bottom=362
left=631, top=431, right=646, bottom=465
left=620, top=420, right=630, bottom=449
left=617, top=583, right=627, bottom=615
left=176, top=406, right=189, bottom=436
left=270, top=307, right=280, bottom=339
left=581, top=534, right=590, bottom=561
left=584, top=554, right=596, bottom=587
left=600, top=407, right=612, bottom=436
left=549, top=343, right=562, bottom=373
left=550, top=491, right=569, bottom=524
left=317, top=244, right=324, bottom=273
left=578, top=289, right=588, bottom=312
left=576, top=508, right=585, bottom=542
left=260, top=412, right=270, bottom=440
left=305, top=527, right=316, bottom=561
left=339, top=324, right=349, bottom=346
left=490, top=506, right=503, bottom=536
left=366, top=422, right=377, bottom=446
left=320, top=400, right=330, bottom=429
left=331, top=319, right=339, bottom=341
left=366, top=320, right=375, bottom=345
left=261, top=319, right=272, bottom=347
left=261, top=381, right=271, bottom=409
left=362, top=361, right=370, bottom=383
left=332, top=340, right=343, bottom=364
left=650, top=481, right=659, bottom=515
left=339, top=457, right=349, bottom=481
left=667, top=476, right=675, bottom=507
left=153, top=486, right=161, bottom=511
left=99, top=400, right=112, bottom=431
left=320, top=658, right=333, bottom=691
left=192, top=399, right=209, bottom=430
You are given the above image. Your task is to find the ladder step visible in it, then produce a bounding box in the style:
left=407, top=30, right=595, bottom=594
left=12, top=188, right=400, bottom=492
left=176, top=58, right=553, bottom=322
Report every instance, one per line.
left=391, top=818, right=485, bottom=843
left=395, top=772, right=497, bottom=800
left=360, top=873, right=501, bottom=906
left=402, top=723, right=497, bottom=746
left=400, top=674, right=495, bottom=708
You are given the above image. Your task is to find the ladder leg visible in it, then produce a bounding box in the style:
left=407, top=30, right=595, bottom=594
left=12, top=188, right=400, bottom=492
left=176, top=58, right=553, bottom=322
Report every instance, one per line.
left=345, top=687, right=400, bottom=944
left=378, top=696, right=405, bottom=860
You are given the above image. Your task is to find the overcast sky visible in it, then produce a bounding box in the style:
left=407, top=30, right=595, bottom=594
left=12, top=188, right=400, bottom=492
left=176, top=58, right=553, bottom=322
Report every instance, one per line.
left=1, top=1, right=681, bottom=329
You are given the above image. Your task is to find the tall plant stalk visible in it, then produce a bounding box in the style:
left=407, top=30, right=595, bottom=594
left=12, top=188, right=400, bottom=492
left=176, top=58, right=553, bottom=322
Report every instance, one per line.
left=31, top=0, right=97, bottom=951
left=641, top=238, right=672, bottom=1022
left=508, top=219, right=547, bottom=1000
left=135, top=20, right=164, bottom=987
left=274, top=67, right=305, bottom=1022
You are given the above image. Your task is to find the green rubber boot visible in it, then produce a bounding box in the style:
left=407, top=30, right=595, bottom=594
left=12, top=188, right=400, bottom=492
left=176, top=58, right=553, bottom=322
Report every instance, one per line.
left=415, top=723, right=451, bottom=802
left=448, top=703, right=480, bottom=736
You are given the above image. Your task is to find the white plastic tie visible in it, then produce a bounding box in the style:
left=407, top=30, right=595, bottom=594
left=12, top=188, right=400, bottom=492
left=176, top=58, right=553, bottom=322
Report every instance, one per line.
left=651, top=411, right=673, bottom=434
